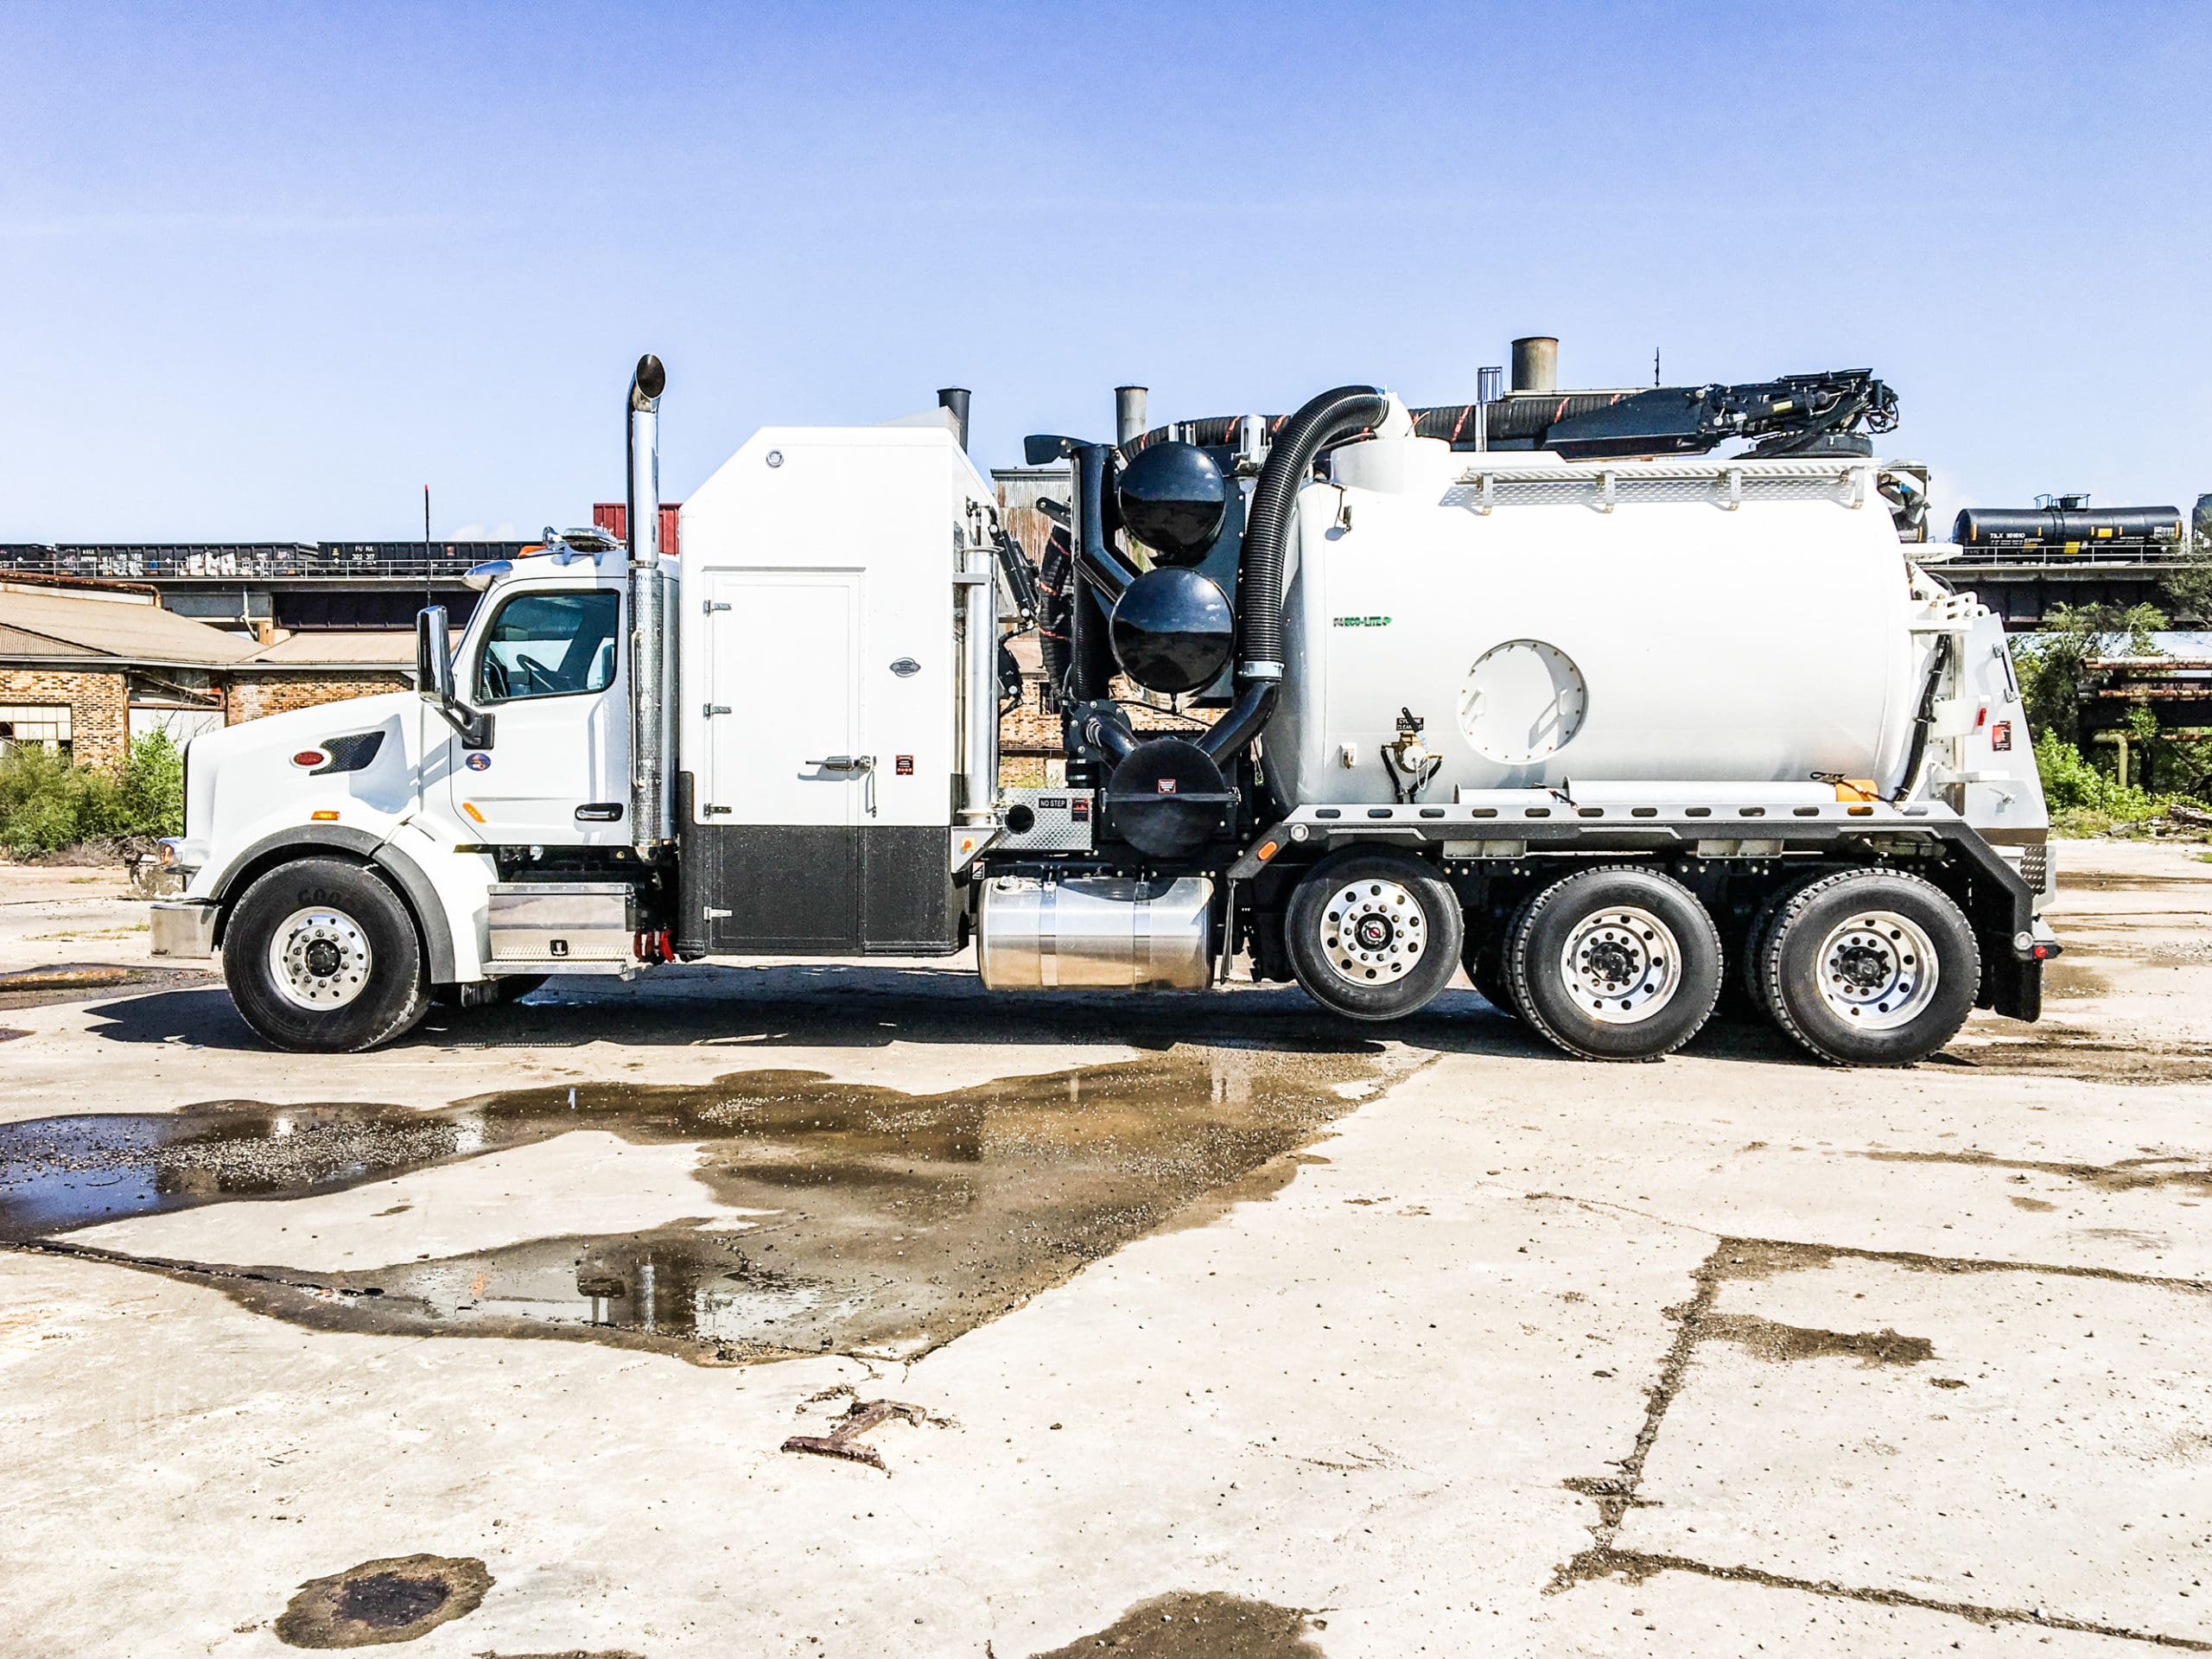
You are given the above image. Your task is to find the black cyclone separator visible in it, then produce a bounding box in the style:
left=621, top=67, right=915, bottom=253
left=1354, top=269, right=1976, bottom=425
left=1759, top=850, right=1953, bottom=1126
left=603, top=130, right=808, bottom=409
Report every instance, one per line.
left=1198, top=385, right=1388, bottom=764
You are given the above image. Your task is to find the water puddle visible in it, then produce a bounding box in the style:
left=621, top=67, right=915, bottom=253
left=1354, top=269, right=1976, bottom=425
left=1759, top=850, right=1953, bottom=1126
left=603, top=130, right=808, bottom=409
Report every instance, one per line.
left=2, top=1046, right=1404, bottom=1363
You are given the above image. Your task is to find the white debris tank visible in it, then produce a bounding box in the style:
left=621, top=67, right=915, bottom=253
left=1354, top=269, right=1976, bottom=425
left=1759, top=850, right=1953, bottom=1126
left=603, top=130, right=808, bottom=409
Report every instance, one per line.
left=1268, top=437, right=1923, bottom=805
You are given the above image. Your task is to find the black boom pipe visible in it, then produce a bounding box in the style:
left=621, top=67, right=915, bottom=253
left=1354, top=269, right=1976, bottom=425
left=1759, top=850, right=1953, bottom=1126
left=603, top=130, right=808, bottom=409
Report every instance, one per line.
left=1198, top=385, right=1388, bottom=764
left=1071, top=442, right=1139, bottom=602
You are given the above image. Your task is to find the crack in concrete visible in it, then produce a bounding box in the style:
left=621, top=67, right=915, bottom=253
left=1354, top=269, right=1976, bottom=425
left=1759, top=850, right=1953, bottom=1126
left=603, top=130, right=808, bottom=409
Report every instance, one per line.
left=1549, top=1234, right=2212, bottom=1647
left=1592, top=1552, right=2212, bottom=1651
left=1738, top=1235, right=2212, bottom=1293
left=1550, top=1246, right=1720, bottom=1591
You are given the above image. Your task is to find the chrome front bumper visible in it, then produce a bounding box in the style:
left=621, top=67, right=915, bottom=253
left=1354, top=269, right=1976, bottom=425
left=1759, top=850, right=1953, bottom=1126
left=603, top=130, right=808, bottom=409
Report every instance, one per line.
left=149, top=902, right=218, bottom=961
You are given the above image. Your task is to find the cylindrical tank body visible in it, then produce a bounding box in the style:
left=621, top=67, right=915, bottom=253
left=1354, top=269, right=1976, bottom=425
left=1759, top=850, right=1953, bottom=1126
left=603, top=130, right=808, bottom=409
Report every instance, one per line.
left=976, top=875, right=1212, bottom=990
left=1510, top=337, right=1558, bottom=392
left=1268, top=439, right=1923, bottom=804
left=1952, top=504, right=2182, bottom=550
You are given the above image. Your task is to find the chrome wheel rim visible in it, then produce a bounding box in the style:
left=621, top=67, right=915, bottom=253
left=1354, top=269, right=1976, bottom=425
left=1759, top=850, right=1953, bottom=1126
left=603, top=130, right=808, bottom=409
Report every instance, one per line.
left=1559, top=906, right=1681, bottom=1023
left=267, top=905, right=372, bottom=1012
left=1815, top=910, right=1938, bottom=1029
left=1320, top=879, right=1427, bottom=986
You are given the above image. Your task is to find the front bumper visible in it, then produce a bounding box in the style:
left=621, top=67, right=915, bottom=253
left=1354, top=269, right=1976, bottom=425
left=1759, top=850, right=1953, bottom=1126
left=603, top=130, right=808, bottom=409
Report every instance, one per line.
left=149, top=902, right=219, bottom=961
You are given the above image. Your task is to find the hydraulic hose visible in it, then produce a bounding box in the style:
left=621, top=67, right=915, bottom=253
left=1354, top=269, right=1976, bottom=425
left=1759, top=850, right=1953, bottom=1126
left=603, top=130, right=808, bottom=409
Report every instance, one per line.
left=1036, top=524, right=1072, bottom=700
left=1198, top=385, right=1388, bottom=763
left=1890, top=633, right=1953, bottom=804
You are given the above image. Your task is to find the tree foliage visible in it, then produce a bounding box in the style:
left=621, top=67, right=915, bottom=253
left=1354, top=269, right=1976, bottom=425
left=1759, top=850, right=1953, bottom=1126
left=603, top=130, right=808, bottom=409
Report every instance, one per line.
left=2165, top=525, right=2212, bottom=626
left=2012, top=601, right=2164, bottom=748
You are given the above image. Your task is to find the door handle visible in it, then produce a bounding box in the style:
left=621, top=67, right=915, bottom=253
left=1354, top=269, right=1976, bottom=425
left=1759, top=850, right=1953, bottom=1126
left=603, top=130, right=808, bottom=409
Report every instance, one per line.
left=804, top=754, right=876, bottom=816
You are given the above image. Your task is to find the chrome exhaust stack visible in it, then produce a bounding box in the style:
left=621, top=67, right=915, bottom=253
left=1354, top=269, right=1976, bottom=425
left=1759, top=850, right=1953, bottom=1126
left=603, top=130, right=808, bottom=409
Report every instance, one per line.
left=626, top=354, right=674, bottom=849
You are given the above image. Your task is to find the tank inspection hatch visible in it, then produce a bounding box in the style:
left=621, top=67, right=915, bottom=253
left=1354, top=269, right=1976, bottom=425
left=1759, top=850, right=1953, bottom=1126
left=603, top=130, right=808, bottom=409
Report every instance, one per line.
left=1457, top=639, right=1588, bottom=766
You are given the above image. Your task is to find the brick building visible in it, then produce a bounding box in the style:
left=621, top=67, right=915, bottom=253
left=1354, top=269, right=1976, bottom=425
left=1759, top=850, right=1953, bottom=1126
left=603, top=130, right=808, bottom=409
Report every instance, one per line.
left=0, top=579, right=413, bottom=766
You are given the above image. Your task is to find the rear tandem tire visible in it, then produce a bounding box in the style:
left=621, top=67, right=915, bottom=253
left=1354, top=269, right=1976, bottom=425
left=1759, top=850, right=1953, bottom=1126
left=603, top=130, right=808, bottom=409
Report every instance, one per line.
left=224, top=856, right=431, bottom=1053
left=1505, top=865, right=1723, bottom=1061
left=1758, top=868, right=1980, bottom=1066
left=1461, top=930, right=1520, bottom=1023
left=1286, top=848, right=1465, bottom=1022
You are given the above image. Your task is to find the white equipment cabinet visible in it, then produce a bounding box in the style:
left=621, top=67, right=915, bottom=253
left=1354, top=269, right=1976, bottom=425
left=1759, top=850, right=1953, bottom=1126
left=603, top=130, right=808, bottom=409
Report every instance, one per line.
left=673, top=422, right=1000, bottom=954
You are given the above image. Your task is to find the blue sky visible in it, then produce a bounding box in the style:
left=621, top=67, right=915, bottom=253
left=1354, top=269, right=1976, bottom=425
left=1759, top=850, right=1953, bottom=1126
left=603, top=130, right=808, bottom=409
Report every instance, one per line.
left=3, top=1, right=2208, bottom=541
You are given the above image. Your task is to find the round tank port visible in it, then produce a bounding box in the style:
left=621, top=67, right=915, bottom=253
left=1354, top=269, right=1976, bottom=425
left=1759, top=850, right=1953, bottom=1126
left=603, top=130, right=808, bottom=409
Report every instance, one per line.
left=1457, top=639, right=1588, bottom=765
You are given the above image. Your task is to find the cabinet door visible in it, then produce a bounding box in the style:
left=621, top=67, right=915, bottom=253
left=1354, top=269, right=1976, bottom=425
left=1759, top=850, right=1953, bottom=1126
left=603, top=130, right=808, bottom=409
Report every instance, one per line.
left=701, top=570, right=864, bottom=825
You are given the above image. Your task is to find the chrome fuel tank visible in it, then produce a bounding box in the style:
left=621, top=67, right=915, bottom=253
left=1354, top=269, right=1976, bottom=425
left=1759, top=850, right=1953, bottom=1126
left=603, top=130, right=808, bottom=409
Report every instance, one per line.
left=976, top=875, right=1212, bottom=991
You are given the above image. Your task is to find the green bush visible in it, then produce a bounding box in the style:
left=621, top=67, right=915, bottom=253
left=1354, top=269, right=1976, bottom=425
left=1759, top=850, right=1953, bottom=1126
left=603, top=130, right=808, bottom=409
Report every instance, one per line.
left=2033, top=728, right=2172, bottom=833
left=0, top=731, right=185, bottom=856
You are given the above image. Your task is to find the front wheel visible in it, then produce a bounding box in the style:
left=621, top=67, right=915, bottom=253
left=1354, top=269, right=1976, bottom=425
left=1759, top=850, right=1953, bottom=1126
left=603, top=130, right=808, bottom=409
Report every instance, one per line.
left=1285, top=849, right=1465, bottom=1021
left=224, top=857, right=431, bottom=1052
left=1505, top=865, right=1722, bottom=1060
left=1757, top=868, right=1980, bottom=1066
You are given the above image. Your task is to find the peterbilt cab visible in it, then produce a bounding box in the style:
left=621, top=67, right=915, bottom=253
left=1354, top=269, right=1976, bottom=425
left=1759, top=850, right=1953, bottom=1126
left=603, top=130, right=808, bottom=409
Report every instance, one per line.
left=154, top=529, right=652, bottom=1047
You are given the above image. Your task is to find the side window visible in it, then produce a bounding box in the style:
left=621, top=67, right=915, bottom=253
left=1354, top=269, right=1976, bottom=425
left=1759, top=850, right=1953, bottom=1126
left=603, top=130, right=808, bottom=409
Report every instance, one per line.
left=475, top=591, right=621, bottom=703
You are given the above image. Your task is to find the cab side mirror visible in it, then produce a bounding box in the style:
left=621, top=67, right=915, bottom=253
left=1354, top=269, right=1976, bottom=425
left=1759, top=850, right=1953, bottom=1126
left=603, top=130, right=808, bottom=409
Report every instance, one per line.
left=416, top=607, right=455, bottom=703
left=416, top=606, right=493, bottom=748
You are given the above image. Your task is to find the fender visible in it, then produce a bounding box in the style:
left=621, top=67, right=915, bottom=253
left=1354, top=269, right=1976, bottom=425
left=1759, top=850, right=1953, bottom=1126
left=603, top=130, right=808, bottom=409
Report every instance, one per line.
left=207, top=825, right=457, bottom=982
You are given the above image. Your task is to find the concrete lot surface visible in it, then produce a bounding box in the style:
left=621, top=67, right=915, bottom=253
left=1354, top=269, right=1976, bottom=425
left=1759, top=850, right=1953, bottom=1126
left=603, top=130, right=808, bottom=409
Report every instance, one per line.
left=0, top=841, right=2207, bottom=1656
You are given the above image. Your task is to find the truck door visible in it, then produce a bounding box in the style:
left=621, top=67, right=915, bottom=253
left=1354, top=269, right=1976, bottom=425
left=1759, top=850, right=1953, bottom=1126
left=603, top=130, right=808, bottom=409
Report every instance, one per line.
left=695, top=569, right=866, bottom=949
left=449, top=585, right=630, bottom=843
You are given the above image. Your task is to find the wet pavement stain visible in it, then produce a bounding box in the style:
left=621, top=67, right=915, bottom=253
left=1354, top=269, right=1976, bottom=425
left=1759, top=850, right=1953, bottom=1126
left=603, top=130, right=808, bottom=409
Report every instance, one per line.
left=1855, top=1147, right=2212, bottom=1196
left=2056, top=869, right=2212, bottom=892
left=1025, top=1592, right=1325, bottom=1658
left=2041, top=962, right=2113, bottom=999
left=1699, top=1311, right=1933, bottom=1367
left=0, top=1046, right=1407, bottom=1363
left=273, top=1553, right=491, bottom=1648
left=1938, top=1028, right=2212, bottom=1085
left=0, top=961, right=213, bottom=1012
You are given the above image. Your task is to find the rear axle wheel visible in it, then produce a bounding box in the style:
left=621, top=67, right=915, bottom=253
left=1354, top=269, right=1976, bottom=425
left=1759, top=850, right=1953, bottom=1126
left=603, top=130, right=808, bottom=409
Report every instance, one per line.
left=1505, top=866, right=1721, bottom=1061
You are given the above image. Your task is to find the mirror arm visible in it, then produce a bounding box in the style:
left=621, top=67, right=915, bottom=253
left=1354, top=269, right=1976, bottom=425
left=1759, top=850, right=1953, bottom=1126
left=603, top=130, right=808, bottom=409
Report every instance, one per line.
left=430, top=701, right=495, bottom=749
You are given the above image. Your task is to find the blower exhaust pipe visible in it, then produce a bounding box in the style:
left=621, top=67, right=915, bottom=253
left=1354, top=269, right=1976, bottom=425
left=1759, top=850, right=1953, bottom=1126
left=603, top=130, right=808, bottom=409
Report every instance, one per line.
left=937, top=387, right=971, bottom=451
left=1115, top=385, right=1148, bottom=446
left=627, top=353, right=674, bottom=848
left=1510, top=336, right=1557, bottom=393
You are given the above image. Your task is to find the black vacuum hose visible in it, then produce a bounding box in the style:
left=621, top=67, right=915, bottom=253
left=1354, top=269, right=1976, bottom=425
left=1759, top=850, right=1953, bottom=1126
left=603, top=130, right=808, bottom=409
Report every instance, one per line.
left=1198, top=385, right=1387, bottom=763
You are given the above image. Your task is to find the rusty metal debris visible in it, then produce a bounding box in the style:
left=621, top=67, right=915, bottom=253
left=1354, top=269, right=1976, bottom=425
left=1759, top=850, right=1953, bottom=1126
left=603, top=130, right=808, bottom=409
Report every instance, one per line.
left=780, top=1398, right=928, bottom=1471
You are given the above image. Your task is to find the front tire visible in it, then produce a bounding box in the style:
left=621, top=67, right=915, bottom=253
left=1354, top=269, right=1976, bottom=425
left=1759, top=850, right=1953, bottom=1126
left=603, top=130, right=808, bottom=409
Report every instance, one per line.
left=1758, top=868, right=1980, bottom=1066
left=1286, top=849, right=1464, bottom=1021
left=1505, top=865, right=1722, bottom=1060
left=225, top=857, right=431, bottom=1052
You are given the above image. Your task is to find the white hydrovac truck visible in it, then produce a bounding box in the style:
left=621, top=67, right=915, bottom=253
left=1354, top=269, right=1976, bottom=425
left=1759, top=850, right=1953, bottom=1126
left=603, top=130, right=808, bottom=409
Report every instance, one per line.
left=151, top=352, right=2061, bottom=1065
